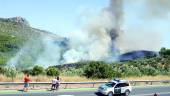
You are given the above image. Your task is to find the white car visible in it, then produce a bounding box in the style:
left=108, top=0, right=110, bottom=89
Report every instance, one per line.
left=97, top=79, right=132, bottom=96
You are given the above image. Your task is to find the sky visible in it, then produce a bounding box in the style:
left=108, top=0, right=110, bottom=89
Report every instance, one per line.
left=0, top=0, right=109, bottom=35
left=0, top=0, right=170, bottom=49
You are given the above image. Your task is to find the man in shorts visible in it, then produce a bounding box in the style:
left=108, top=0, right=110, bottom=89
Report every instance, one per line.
left=23, top=74, right=31, bottom=92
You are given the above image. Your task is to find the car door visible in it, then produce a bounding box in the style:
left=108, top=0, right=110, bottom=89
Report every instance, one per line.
left=114, top=83, right=121, bottom=94
left=120, top=83, right=129, bottom=93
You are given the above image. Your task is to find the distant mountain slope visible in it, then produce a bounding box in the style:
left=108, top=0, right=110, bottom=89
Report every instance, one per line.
left=0, top=17, right=60, bottom=40
left=0, top=17, right=62, bottom=67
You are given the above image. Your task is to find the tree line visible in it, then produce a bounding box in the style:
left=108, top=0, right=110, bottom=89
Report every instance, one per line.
left=0, top=47, right=170, bottom=80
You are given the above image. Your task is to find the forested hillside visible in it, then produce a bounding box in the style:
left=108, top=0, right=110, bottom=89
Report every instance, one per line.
left=0, top=17, right=59, bottom=67
left=57, top=48, right=170, bottom=78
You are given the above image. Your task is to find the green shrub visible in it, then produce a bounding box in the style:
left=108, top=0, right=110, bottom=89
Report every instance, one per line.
left=84, top=61, right=114, bottom=79
left=61, top=68, right=84, bottom=76
left=0, top=67, right=5, bottom=74
left=142, top=66, right=158, bottom=76
left=31, top=65, right=45, bottom=76
left=160, top=47, right=170, bottom=56
left=22, top=69, right=32, bottom=74
left=124, top=66, right=142, bottom=77
left=4, top=67, right=18, bottom=81
left=46, top=66, right=60, bottom=76
left=0, top=56, right=8, bottom=66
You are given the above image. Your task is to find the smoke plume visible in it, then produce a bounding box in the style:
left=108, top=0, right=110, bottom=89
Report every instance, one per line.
left=7, top=39, right=44, bottom=70
left=144, top=0, right=170, bottom=18
left=114, top=0, right=164, bottom=53
left=61, top=0, right=124, bottom=63
left=7, top=0, right=124, bottom=69
left=7, top=0, right=165, bottom=69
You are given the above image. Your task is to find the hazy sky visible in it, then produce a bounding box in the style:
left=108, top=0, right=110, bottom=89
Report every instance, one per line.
left=0, top=0, right=170, bottom=49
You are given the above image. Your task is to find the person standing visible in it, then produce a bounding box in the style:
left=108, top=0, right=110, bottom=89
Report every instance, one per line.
left=23, top=74, right=31, bottom=92
left=55, top=76, right=60, bottom=90
left=51, top=77, right=58, bottom=90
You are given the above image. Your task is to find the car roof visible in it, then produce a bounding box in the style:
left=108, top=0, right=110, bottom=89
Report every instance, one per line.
left=109, top=79, right=129, bottom=84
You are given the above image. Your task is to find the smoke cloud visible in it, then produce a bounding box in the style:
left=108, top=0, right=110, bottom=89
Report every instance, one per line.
left=114, top=0, right=164, bottom=53
left=35, top=37, right=62, bottom=67
left=144, top=0, right=170, bottom=18
left=61, top=0, right=123, bottom=63
left=7, top=38, right=44, bottom=70
left=7, top=0, right=165, bottom=69
left=6, top=0, right=129, bottom=69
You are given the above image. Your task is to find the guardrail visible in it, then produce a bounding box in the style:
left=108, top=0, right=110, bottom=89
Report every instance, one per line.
left=129, top=80, right=170, bottom=86
left=0, top=80, right=170, bottom=89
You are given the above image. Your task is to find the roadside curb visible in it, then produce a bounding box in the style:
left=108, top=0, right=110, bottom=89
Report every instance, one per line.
left=0, top=88, right=97, bottom=94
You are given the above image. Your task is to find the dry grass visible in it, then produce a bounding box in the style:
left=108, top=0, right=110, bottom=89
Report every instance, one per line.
left=0, top=74, right=24, bottom=82
left=0, top=75, right=170, bottom=82
left=123, top=75, right=170, bottom=81
left=0, top=74, right=107, bottom=82
left=60, top=76, right=108, bottom=82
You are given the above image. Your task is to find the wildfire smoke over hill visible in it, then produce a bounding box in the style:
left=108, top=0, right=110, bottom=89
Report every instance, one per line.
left=2, top=0, right=168, bottom=70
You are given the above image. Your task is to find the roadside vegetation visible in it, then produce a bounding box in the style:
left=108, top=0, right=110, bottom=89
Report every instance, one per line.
left=0, top=48, right=170, bottom=82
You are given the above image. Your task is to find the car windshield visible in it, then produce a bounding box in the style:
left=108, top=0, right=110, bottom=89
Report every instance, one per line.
left=105, top=82, right=116, bottom=87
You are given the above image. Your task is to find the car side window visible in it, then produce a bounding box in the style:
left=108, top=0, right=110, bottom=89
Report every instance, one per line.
left=124, top=83, right=129, bottom=86
left=115, top=83, right=121, bottom=88
left=121, top=83, right=129, bottom=87
left=111, top=83, right=116, bottom=87
left=115, top=83, right=129, bottom=88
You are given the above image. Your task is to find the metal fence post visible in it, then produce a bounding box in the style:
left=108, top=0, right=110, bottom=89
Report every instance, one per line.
left=33, top=83, right=34, bottom=89
left=65, top=84, right=68, bottom=89
left=92, top=83, right=95, bottom=88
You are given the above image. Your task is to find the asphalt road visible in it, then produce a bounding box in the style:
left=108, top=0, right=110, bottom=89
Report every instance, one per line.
left=0, top=86, right=170, bottom=96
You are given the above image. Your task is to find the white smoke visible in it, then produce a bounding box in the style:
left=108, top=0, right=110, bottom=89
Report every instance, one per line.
left=115, top=0, right=166, bottom=53
left=61, top=2, right=119, bottom=63
left=35, top=37, right=62, bottom=67
left=115, top=29, right=161, bottom=53
left=7, top=39, right=43, bottom=70
left=144, top=0, right=170, bottom=18
left=7, top=0, right=165, bottom=69
left=7, top=0, right=123, bottom=69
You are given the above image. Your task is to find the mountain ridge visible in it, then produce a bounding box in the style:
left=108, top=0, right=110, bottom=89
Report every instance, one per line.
left=0, top=17, right=64, bottom=68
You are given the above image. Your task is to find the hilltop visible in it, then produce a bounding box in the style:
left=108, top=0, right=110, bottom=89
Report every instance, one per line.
left=0, top=17, right=62, bottom=68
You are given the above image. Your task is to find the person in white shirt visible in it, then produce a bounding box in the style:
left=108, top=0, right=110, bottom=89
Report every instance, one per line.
left=51, top=77, right=58, bottom=90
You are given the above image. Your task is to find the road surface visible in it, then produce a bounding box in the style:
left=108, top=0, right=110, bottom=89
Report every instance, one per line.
left=0, top=86, right=170, bottom=96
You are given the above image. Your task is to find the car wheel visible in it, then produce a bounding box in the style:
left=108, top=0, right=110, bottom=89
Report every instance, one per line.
left=124, top=90, right=130, bottom=96
left=108, top=92, right=113, bottom=96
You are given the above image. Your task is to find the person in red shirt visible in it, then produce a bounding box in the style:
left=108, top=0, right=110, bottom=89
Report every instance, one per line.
left=23, top=74, right=31, bottom=92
